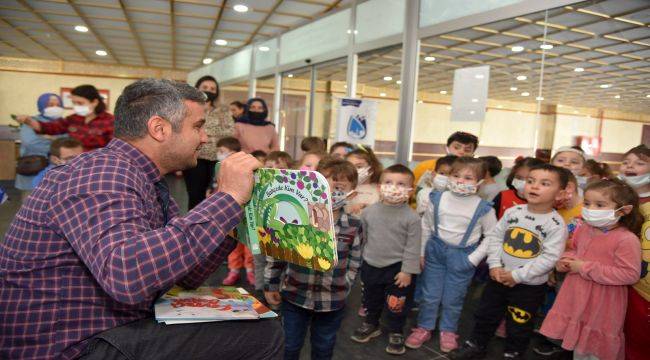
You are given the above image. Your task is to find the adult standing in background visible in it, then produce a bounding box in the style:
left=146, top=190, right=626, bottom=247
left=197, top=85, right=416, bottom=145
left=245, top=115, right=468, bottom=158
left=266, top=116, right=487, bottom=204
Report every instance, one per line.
left=234, top=97, right=279, bottom=154
left=15, top=85, right=114, bottom=151
left=183, top=75, right=234, bottom=210
left=14, top=93, right=65, bottom=191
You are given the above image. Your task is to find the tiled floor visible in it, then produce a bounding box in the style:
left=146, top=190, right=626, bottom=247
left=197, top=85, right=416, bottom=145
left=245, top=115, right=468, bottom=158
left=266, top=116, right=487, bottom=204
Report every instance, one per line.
left=1, top=176, right=554, bottom=360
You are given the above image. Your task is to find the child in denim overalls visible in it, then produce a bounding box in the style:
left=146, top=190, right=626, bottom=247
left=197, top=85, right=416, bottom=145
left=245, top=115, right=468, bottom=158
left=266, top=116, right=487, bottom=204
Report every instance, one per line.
left=406, top=157, right=497, bottom=353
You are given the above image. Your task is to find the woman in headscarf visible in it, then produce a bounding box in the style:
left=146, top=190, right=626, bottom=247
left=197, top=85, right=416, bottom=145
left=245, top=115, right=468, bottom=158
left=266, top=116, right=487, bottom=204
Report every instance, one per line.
left=16, top=85, right=114, bottom=151
left=14, top=93, right=65, bottom=190
left=234, top=97, right=279, bottom=154
left=182, top=75, right=234, bottom=210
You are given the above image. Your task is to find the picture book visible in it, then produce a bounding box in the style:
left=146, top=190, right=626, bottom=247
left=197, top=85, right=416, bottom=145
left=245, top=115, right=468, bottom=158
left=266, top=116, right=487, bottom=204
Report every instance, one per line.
left=155, top=286, right=276, bottom=324
left=244, top=168, right=337, bottom=272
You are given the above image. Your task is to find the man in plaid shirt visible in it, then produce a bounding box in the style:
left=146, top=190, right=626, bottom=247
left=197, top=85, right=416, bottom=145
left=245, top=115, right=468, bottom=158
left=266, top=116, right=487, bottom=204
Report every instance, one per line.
left=0, top=79, right=282, bottom=360
left=264, top=159, right=364, bottom=360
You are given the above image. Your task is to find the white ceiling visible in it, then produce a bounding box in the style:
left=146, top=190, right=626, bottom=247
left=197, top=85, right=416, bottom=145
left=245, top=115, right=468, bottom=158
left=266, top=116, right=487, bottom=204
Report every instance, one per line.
left=0, top=0, right=349, bottom=70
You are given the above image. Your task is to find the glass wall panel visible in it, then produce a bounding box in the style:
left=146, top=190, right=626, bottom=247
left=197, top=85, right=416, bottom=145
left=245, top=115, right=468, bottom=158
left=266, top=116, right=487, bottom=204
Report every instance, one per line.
left=280, top=10, right=349, bottom=65
left=279, top=68, right=312, bottom=158
left=419, top=0, right=524, bottom=28
left=355, top=0, right=405, bottom=44
left=254, top=38, right=278, bottom=73
left=311, top=58, right=347, bottom=145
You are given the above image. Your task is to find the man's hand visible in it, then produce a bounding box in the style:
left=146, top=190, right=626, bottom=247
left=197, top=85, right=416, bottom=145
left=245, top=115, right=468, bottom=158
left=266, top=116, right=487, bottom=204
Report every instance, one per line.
left=489, top=267, right=504, bottom=282
left=499, top=271, right=517, bottom=287
left=394, top=272, right=412, bottom=288
left=217, top=152, right=261, bottom=206
left=264, top=291, right=281, bottom=306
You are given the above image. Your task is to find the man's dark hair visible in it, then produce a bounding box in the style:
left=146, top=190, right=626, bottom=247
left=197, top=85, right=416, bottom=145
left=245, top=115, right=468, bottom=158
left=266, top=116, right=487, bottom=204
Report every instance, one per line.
left=50, top=137, right=82, bottom=157
left=194, top=75, right=217, bottom=89
left=71, top=84, right=106, bottom=114
left=446, top=131, right=479, bottom=150
left=382, top=164, right=415, bottom=184
left=114, top=79, right=206, bottom=139
left=216, top=137, right=241, bottom=152
left=435, top=155, right=458, bottom=171
left=528, top=163, right=570, bottom=189
left=479, top=156, right=503, bottom=178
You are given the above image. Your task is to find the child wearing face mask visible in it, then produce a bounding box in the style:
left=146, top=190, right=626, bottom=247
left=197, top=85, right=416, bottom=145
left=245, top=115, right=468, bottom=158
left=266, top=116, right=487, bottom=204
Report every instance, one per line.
left=620, top=144, right=650, bottom=360
left=416, top=155, right=457, bottom=216
left=493, top=157, right=545, bottom=219
left=297, top=151, right=325, bottom=171
left=345, top=147, right=383, bottom=215
left=351, top=165, right=421, bottom=355
left=406, top=157, right=497, bottom=353
left=540, top=179, right=642, bottom=360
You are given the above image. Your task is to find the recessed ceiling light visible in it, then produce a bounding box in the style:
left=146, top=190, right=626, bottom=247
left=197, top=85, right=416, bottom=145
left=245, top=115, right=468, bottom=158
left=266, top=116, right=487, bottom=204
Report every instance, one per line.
left=471, top=98, right=478, bottom=103
left=440, top=90, right=447, bottom=95
left=599, top=84, right=611, bottom=89
left=446, top=106, right=452, bottom=110
left=233, top=4, right=249, bottom=12
left=646, top=94, right=650, bottom=98
left=574, top=67, right=584, bottom=72
left=511, top=46, right=524, bottom=52
left=383, top=76, right=393, bottom=81
left=573, top=110, right=579, bottom=114
left=510, top=86, right=518, bottom=91
left=417, top=100, right=424, bottom=104
left=536, top=96, right=544, bottom=101
left=614, top=95, right=621, bottom=99
left=215, top=39, right=228, bottom=46
left=74, top=25, right=88, bottom=33
left=475, top=74, right=484, bottom=79
left=95, top=50, right=107, bottom=56
left=540, top=44, right=553, bottom=50
left=558, top=104, right=563, bottom=108
left=516, top=75, right=527, bottom=81
left=470, top=110, right=476, bottom=115
left=396, top=80, right=402, bottom=85
left=497, top=105, right=503, bottom=109
left=379, top=92, right=387, bottom=97
left=424, top=56, right=436, bottom=62
left=521, top=92, right=530, bottom=96
left=202, top=58, right=213, bottom=64
left=258, top=46, right=270, bottom=52
left=287, top=73, right=294, bottom=78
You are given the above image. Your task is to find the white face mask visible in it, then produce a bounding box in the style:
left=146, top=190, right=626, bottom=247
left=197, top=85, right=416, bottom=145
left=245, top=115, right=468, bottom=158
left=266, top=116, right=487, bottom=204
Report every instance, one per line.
left=380, top=184, right=411, bottom=204
left=619, top=173, right=650, bottom=189
left=433, top=174, right=449, bottom=191
left=581, top=207, right=623, bottom=229
left=448, top=180, right=480, bottom=196
left=357, top=166, right=372, bottom=185
left=512, top=178, right=526, bottom=197
left=217, top=152, right=231, bottom=162
left=73, top=105, right=91, bottom=116
left=43, top=106, right=64, bottom=119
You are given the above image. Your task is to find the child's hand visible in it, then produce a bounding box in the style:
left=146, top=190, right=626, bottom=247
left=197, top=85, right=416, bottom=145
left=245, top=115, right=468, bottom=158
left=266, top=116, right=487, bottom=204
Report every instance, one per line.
left=264, top=291, right=281, bottom=306
left=489, top=267, right=504, bottom=282
left=348, top=203, right=367, bottom=215
left=547, top=271, right=557, bottom=286
left=568, top=259, right=585, bottom=273
left=394, top=272, right=412, bottom=288
left=556, top=259, right=571, bottom=273
left=499, top=271, right=517, bottom=287
left=420, top=256, right=425, bottom=270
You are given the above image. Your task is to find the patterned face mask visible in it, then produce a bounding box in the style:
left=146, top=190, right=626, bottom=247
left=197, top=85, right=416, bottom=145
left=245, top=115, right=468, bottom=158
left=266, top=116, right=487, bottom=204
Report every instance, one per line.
left=433, top=174, right=449, bottom=191
left=331, top=190, right=352, bottom=210
left=357, top=167, right=372, bottom=185
left=380, top=184, right=411, bottom=203
left=448, top=180, right=480, bottom=196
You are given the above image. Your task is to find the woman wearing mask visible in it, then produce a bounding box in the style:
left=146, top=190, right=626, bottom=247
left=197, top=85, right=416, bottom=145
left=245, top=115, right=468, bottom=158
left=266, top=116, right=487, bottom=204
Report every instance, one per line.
left=234, top=98, right=279, bottom=154
left=14, top=93, right=65, bottom=191
left=16, top=85, right=113, bottom=151
left=183, top=75, right=233, bottom=210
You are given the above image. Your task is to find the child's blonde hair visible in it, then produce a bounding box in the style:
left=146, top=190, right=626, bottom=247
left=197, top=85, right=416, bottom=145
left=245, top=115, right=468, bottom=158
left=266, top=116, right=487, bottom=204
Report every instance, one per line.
left=585, top=178, right=643, bottom=234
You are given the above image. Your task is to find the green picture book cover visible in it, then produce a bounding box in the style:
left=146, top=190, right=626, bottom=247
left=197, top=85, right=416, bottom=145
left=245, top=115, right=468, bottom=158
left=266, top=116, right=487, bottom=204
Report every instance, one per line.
left=244, top=168, right=337, bottom=271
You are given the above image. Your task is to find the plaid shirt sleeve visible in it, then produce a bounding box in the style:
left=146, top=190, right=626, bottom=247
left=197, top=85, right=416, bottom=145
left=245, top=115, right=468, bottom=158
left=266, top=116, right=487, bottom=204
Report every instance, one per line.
left=50, top=168, right=243, bottom=306
left=38, top=117, right=70, bottom=135
left=264, top=257, right=287, bottom=292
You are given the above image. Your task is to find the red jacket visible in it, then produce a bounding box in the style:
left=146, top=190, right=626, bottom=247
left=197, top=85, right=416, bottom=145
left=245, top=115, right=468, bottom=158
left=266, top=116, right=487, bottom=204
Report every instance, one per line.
left=495, top=189, right=526, bottom=219
left=38, top=112, right=114, bottom=151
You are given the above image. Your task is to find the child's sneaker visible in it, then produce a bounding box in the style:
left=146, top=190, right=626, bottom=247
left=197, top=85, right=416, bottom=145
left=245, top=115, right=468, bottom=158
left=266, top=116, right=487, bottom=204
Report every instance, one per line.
left=439, top=331, right=459, bottom=353
left=358, top=306, right=367, bottom=317
left=222, top=270, right=239, bottom=285
left=246, top=270, right=256, bottom=286
left=386, top=333, right=406, bottom=355
left=350, top=322, right=381, bottom=343
left=503, top=351, right=523, bottom=360
left=495, top=319, right=507, bottom=338
left=533, top=340, right=568, bottom=357
left=405, top=327, right=431, bottom=349
left=449, top=340, right=487, bottom=360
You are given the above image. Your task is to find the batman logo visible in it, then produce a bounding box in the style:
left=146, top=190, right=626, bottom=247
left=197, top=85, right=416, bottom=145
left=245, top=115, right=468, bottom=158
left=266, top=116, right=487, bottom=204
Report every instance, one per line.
left=507, top=306, right=531, bottom=324
left=503, top=227, right=542, bottom=259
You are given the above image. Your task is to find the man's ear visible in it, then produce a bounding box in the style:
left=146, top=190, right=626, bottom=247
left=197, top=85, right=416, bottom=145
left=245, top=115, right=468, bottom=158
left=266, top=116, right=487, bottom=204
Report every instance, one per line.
left=146, top=115, right=171, bottom=142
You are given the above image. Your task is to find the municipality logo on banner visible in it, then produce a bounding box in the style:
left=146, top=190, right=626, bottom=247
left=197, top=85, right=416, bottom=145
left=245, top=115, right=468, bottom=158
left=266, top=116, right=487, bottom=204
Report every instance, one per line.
left=337, top=98, right=377, bottom=146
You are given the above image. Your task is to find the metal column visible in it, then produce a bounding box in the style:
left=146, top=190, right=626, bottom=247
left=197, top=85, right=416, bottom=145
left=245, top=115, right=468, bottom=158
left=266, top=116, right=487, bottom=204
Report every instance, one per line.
left=346, top=0, right=358, bottom=98
left=248, top=46, right=256, bottom=99
left=395, top=0, right=420, bottom=164
left=308, top=65, right=317, bottom=136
